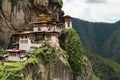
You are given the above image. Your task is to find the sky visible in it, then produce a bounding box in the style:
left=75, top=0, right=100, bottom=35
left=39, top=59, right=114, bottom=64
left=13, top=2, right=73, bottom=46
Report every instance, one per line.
left=62, top=0, right=120, bottom=23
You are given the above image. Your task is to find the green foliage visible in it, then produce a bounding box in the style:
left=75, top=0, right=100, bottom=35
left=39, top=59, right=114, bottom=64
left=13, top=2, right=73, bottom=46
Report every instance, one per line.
left=0, top=45, right=63, bottom=80
left=0, top=38, right=4, bottom=48
left=72, top=18, right=120, bottom=79
left=94, top=75, right=100, bottom=80
left=32, top=45, right=55, bottom=63
left=63, top=28, right=84, bottom=76
left=58, top=0, right=63, bottom=5
left=0, top=62, right=24, bottom=80
left=86, top=51, right=120, bottom=80
left=72, top=18, right=120, bottom=63
left=0, top=48, right=4, bottom=58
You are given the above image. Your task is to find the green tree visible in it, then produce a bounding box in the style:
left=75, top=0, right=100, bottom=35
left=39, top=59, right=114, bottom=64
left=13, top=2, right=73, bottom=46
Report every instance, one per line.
left=86, top=51, right=120, bottom=80
left=62, top=29, right=84, bottom=76
left=0, top=48, right=4, bottom=59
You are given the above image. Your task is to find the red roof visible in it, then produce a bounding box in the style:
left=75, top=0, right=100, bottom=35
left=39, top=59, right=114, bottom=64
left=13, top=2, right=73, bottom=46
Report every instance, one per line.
left=64, top=15, right=72, bottom=19
left=6, top=49, right=25, bottom=53
left=5, top=49, right=29, bottom=57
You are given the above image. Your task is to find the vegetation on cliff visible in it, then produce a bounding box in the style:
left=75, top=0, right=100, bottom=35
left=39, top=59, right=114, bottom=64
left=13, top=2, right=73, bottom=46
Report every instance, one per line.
left=0, top=38, right=5, bottom=48
left=0, top=45, right=72, bottom=80
left=0, top=48, right=4, bottom=59
left=0, top=29, right=94, bottom=80
left=0, top=46, right=53, bottom=80
left=62, top=29, right=84, bottom=75
left=60, top=29, right=93, bottom=80
left=0, top=48, right=39, bottom=80
left=86, top=52, right=120, bottom=80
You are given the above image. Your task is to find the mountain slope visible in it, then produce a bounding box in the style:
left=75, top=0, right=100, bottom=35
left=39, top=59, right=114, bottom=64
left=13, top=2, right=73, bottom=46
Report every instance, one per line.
left=86, top=51, right=120, bottom=80
left=72, top=18, right=120, bottom=63
left=102, top=25, right=120, bottom=63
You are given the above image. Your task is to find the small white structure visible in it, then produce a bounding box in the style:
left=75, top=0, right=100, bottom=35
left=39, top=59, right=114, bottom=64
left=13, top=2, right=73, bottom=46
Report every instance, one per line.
left=33, top=27, right=38, bottom=31
left=64, top=15, right=72, bottom=28
left=19, top=38, right=31, bottom=52
left=3, top=49, right=29, bottom=61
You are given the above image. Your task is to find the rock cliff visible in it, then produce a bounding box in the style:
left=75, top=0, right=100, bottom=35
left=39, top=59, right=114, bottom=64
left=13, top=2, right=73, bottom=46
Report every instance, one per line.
left=0, top=0, right=94, bottom=80
left=0, top=0, right=64, bottom=48
left=23, top=46, right=73, bottom=80
left=59, top=29, right=94, bottom=80
left=0, top=46, right=73, bottom=80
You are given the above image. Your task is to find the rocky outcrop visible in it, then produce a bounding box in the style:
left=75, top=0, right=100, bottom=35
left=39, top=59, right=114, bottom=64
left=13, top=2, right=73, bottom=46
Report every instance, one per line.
left=0, top=0, right=94, bottom=80
left=76, top=58, right=94, bottom=80
left=21, top=35, right=94, bottom=80
left=59, top=29, right=94, bottom=80
left=0, top=0, right=64, bottom=48
left=23, top=47, right=73, bottom=80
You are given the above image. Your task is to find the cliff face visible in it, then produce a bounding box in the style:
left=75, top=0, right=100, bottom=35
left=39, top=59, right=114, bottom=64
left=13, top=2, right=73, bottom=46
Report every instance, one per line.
left=59, top=29, right=94, bottom=80
left=0, top=46, right=73, bottom=80
left=23, top=47, right=73, bottom=80
left=0, top=0, right=64, bottom=48
left=76, top=58, right=94, bottom=80
left=0, top=0, right=94, bottom=80
left=23, top=48, right=93, bottom=80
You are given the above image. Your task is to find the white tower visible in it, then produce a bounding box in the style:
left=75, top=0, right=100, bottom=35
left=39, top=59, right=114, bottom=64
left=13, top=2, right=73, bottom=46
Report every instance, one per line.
left=64, top=15, right=72, bottom=29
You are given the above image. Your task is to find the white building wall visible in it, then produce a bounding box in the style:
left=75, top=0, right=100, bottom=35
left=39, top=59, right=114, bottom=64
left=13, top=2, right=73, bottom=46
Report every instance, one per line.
left=33, top=27, right=38, bottom=31
left=31, top=43, right=42, bottom=47
left=51, top=36, right=60, bottom=47
left=70, top=21, right=72, bottom=28
left=51, top=26, right=54, bottom=31
left=19, top=38, right=31, bottom=51
left=65, top=21, right=72, bottom=29
left=51, top=36, right=57, bottom=42
left=65, top=22, right=68, bottom=29
left=7, top=56, right=27, bottom=61
left=41, top=27, right=48, bottom=31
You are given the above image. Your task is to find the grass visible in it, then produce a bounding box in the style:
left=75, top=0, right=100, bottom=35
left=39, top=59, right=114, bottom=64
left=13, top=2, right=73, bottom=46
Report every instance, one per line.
left=0, top=61, right=23, bottom=69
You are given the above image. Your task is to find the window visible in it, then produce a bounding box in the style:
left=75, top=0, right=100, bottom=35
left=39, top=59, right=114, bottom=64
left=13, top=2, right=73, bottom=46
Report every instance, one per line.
left=20, top=57, right=23, bottom=60
left=67, top=22, right=70, bottom=27
left=33, top=27, right=38, bottom=31
left=21, top=40, right=28, bottom=43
